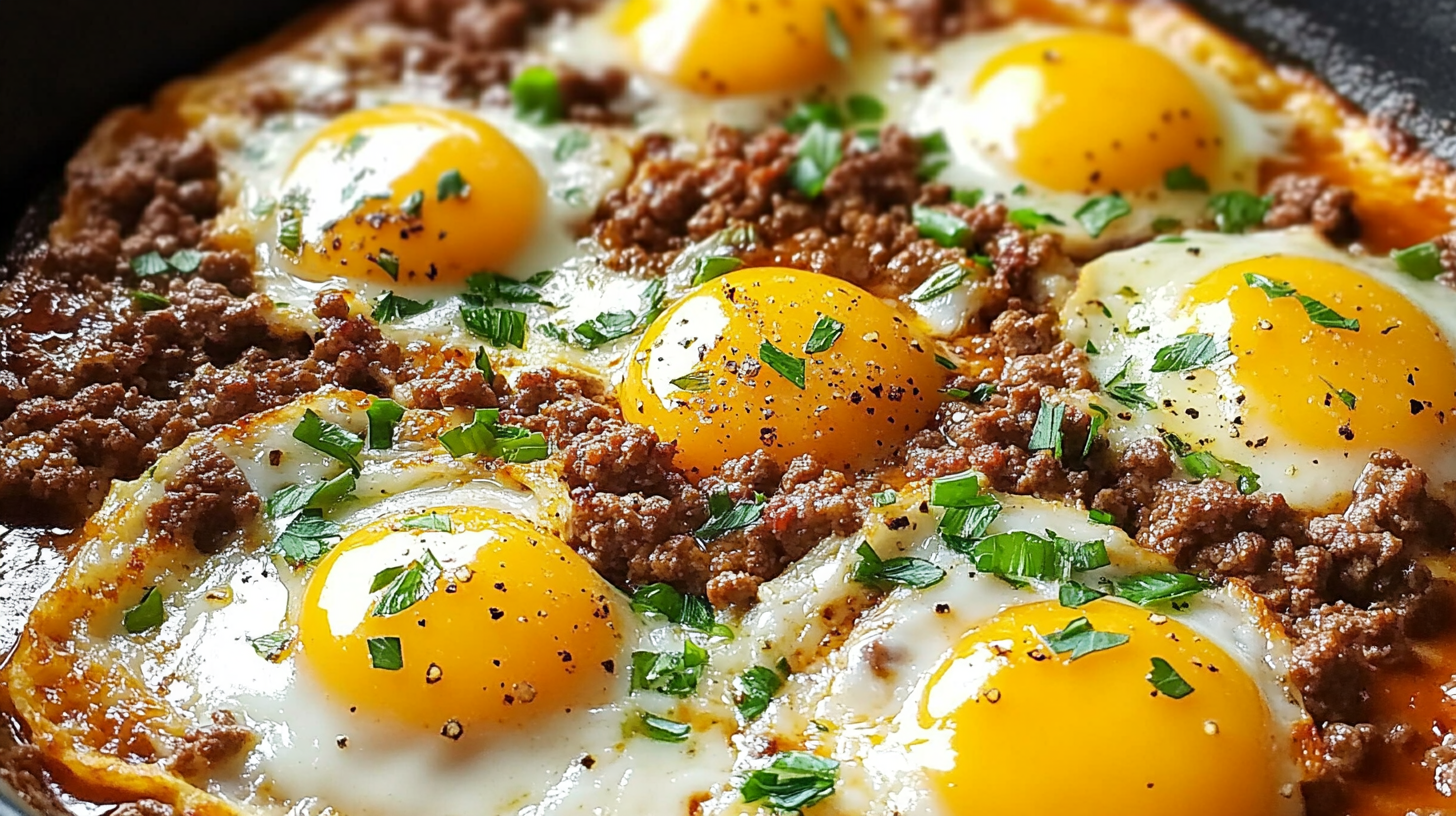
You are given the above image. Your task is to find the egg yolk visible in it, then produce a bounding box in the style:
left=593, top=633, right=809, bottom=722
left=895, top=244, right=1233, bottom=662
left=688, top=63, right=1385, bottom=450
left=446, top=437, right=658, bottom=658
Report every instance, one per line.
left=1185, top=255, right=1456, bottom=455
left=619, top=267, right=945, bottom=477
left=299, top=506, right=621, bottom=737
left=614, top=0, right=866, bottom=95
left=968, top=32, right=1222, bottom=193
left=909, top=599, right=1285, bottom=816
left=280, top=105, right=543, bottom=284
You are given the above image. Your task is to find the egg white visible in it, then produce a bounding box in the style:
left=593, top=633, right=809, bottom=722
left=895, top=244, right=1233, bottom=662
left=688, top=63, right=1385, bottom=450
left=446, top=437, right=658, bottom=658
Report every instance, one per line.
left=1060, top=227, right=1456, bottom=512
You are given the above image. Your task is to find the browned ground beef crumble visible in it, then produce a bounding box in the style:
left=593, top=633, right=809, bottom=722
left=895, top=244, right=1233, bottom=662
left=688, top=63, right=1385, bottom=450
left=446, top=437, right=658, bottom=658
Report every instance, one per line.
left=0, top=4, right=1438, bottom=811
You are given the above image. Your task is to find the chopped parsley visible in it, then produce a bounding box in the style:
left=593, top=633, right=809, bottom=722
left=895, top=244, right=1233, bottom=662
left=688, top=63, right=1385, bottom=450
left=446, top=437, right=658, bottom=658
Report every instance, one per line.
left=371, top=249, right=400, bottom=280
left=1148, top=657, right=1195, bottom=698
left=871, top=489, right=898, bottom=507
left=1392, top=241, right=1443, bottom=281
left=759, top=341, right=807, bottom=389
left=554, top=129, right=592, bottom=161
left=1074, top=194, right=1131, bottom=238
left=695, top=491, right=766, bottom=543
left=129, top=290, right=170, bottom=311
left=367, top=635, right=403, bottom=671
left=130, top=249, right=204, bottom=276
left=790, top=121, right=843, bottom=198
left=952, top=187, right=984, bottom=207
left=400, top=189, right=424, bottom=217
left=249, top=629, right=292, bottom=661
left=670, top=371, right=712, bottom=392
left=852, top=542, right=946, bottom=590
left=1163, top=164, right=1210, bottom=193
left=123, top=587, right=165, bottom=634
left=366, top=398, right=406, bottom=450
left=400, top=512, right=452, bottom=532
left=371, top=291, right=432, bottom=322
left=274, top=509, right=343, bottom=565
left=916, top=131, right=950, bottom=180
left=693, top=255, right=744, bottom=286
left=265, top=471, right=356, bottom=518
left=737, top=665, right=786, bottom=720
left=1104, top=359, right=1155, bottom=410
left=293, top=409, right=363, bottom=474
left=474, top=346, right=494, bottom=382
left=963, top=530, right=1109, bottom=583
left=437, top=408, right=548, bottom=463
left=460, top=305, right=527, bottom=348
left=1107, top=571, right=1209, bottom=606
left=1088, top=508, right=1115, bottom=525
left=1008, top=208, right=1064, bottom=230
left=930, top=472, right=982, bottom=507
left=1058, top=580, right=1106, bottom=608
left=910, top=262, right=970, bottom=302
left=1207, top=191, right=1270, bottom=234
left=635, top=711, right=691, bottom=742
left=1321, top=377, right=1357, bottom=410
left=464, top=270, right=554, bottom=305
left=804, top=316, right=844, bottom=354
left=631, top=641, right=708, bottom=697
left=544, top=280, right=664, bottom=349
left=1161, top=430, right=1260, bottom=494
left=1149, top=333, right=1231, bottom=372
left=845, top=93, right=885, bottom=122
left=913, top=205, right=970, bottom=247
left=740, top=752, right=840, bottom=812
left=371, top=550, right=443, bottom=617
left=1042, top=615, right=1130, bottom=660
left=1028, top=401, right=1066, bottom=459
left=1083, top=403, right=1109, bottom=458
left=510, top=66, right=563, bottom=124
left=1151, top=216, right=1184, bottom=234
left=629, top=583, right=734, bottom=638
left=824, top=7, right=850, bottom=62
left=1244, top=272, right=1360, bottom=330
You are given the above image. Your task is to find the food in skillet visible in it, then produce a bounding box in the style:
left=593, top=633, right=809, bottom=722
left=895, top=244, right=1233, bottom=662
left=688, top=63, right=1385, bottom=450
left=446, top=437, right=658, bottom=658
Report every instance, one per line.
left=2, top=0, right=1456, bottom=815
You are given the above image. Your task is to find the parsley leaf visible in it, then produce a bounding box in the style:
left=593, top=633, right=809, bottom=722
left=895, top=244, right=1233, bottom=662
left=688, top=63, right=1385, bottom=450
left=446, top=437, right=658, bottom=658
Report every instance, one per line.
left=696, top=491, right=766, bottom=543
left=910, top=262, right=970, bottom=302
left=670, top=371, right=712, bottom=392
left=366, top=398, right=406, bottom=450
left=249, top=629, right=292, bottom=661
left=1298, top=295, right=1360, bottom=331
left=1074, top=195, right=1131, bottom=238
left=693, top=255, right=744, bottom=286
left=1392, top=241, right=1443, bottom=281
left=635, top=711, right=691, bottom=742
left=871, top=489, right=898, bottom=507
left=1107, top=572, right=1209, bottom=606
left=399, top=512, right=452, bottom=532
left=930, top=472, right=982, bottom=507
left=1148, top=657, right=1195, bottom=698
left=438, top=408, right=548, bottom=463
left=130, top=252, right=170, bottom=277
left=400, top=189, right=424, bottom=217
left=1042, top=615, right=1130, bottom=660
left=129, top=290, right=170, bottom=311
left=845, top=93, right=884, bottom=122
left=740, top=752, right=839, bottom=812
left=1058, top=581, right=1106, bottom=608
left=737, top=665, right=786, bottom=720
left=824, top=7, right=850, bottom=62
left=759, top=341, right=806, bottom=389
left=372, top=291, right=432, bottom=322
left=461, top=305, right=527, bottom=348
left=265, top=471, right=356, bottom=518
left=474, top=346, right=495, bottom=382
left=371, top=249, right=400, bottom=280
left=852, top=542, right=946, bottom=590
left=510, top=66, right=563, bottom=124
left=959, top=530, right=1109, bottom=583
left=1104, top=358, right=1156, bottom=410
left=1088, top=508, right=1115, bottom=525
left=1008, top=208, right=1064, bottom=230
left=275, top=509, right=343, bottom=565
left=554, top=129, right=591, bottom=161
left=123, top=587, right=165, bottom=634
left=1150, top=333, right=1231, bottom=372
left=545, top=280, right=664, bottom=349
left=913, top=205, right=970, bottom=247
left=293, top=409, right=363, bottom=473
left=804, top=316, right=844, bottom=354
left=367, top=635, right=403, bottom=670
left=1028, top=401, right=1066, bottom=458
left=1321, top=377, right=1357, bottom=410
left=631, top=641, right=708, bottom=697
left=790, top=122, right=843, bottom=198
left=371, top=550, right=443, bottom=617
left=916, top=131, right=950, bottom=180
left=1207, top=191, right=1269, bottom=234
left=630, top=583, right=734, bottom=638
left=1163, top=164, right=1210, bottom=193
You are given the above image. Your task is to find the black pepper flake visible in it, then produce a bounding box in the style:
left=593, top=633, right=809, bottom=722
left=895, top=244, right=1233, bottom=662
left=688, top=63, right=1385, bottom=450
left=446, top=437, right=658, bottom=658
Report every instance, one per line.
left=934, top=603, right=951, bottom=614
left=426, top=663, right=443, bottom=684
left=601, top=659, right=616, bottom=674
left=1412, top=399, right=1427, bottom=415
left=580, top=754, right=597, bottom=769
left=489, top=607, right=505, bottom=620
left=336, top=736, right=349, bottom=748
left=885, top=516, right=911, bottom=531
left=268, top=450, right=283, bottom=467
left=441, top=719, right=464, bottom=740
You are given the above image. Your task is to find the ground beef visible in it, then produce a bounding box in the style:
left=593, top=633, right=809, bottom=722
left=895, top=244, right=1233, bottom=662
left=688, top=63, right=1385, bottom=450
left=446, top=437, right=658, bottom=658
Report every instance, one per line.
left=145, top=443, right=261, bottom=553
left=165, top=711, right=254, bottom=780
left=593, top=125, right=1056, bottom=306
left=1261, top=172, right=1361, bottom=243
left=0, top=717, right=70, bottom=816
left=107, top=802, right=173, bottom=816
left=890, top=0, right=993, bottom=45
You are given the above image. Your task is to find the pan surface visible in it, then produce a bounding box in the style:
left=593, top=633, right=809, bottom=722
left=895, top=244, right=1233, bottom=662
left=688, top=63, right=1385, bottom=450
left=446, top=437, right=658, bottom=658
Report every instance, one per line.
left=1, top=0, right=1454, bottom=813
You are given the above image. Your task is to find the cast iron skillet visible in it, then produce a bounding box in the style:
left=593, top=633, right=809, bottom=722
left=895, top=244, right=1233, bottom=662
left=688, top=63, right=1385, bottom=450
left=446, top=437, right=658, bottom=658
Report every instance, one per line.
left=2, top=0, right=1454, bottom=812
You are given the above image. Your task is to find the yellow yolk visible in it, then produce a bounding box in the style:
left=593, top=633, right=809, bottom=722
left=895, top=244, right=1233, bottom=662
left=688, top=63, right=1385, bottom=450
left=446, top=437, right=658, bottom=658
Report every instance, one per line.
left=280, top=105, right=543, bottom=284
left=1185, top=255, right=1456, bottom=454
left=299, top=506, right=621, bottom=737
left=619, top=267, right=945, bottom=477
left=909, top=599, right=1284, bottom=816
left=614, top=0, right=866, bottom=95
left=969, top=32, right=1222, bottom=193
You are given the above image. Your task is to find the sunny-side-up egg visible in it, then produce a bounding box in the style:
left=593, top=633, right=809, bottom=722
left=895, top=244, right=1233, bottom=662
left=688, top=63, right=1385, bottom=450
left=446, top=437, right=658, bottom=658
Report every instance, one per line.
left=3, top=392, right=743, bottom=816
left=703, top=485, right=1314, bottom=816
left=1061, top=227, right=1456, bottom=512
left=896, top=21, right=1290, bottom=257
left=617, top=266, right=948, bottom=477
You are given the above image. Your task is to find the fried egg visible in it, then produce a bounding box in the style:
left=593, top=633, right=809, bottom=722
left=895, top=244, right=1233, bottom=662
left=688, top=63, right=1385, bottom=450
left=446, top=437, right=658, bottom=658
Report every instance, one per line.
left=5, top=392, right=740, bottom=816
left=706, top=488, right=1312, bottom=816
left=1061, top=227, right=1456, bottom=511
